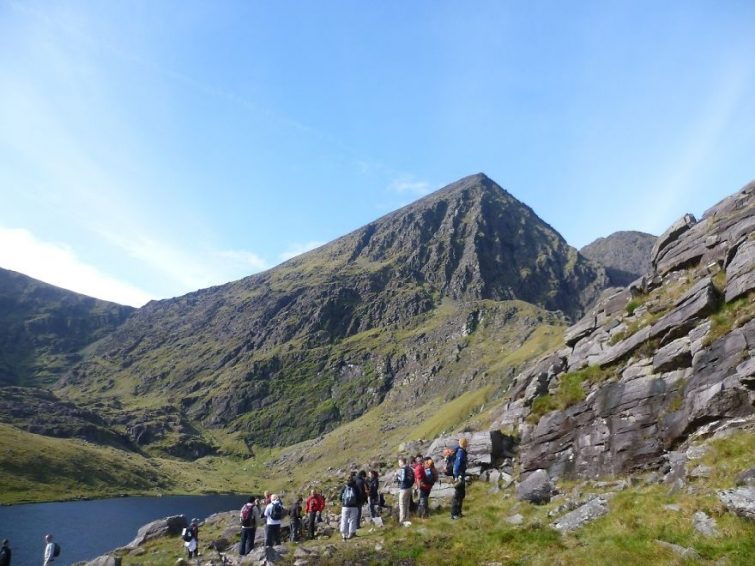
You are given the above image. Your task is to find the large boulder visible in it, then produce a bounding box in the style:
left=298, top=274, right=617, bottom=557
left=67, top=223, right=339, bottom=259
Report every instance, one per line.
left=551, top=496, right=609, bottom=533
left=516, top=469, right=554, bottom=504
left=120, top=515, right=188, bottom=549
left=718, top=487, right=755, bottom=521
left=426, top=430, right=506, bottom=472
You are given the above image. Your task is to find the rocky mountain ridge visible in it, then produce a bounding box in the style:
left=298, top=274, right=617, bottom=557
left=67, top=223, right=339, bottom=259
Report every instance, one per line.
left=0, top=268, right=134, bottom=387
left=580, top=230, right=657, bottom=287
left=54, top=173, right=608, bottom=451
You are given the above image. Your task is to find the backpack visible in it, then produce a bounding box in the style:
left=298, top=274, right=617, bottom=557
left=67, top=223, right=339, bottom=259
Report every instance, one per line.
left=240, top=502, right=254, bottom=527
left=182, top=528, right=193, bottom=542
left=443, top=447, right=457, bottom=476
left=399, top=466, right=414, bottom=489
left=53, top=543, right=61, bottom=558
left=270, top=501, right=283, bottom=521
left=424, top=466, right=437, bottom=486
left=341, top=485, right=358, bottom=507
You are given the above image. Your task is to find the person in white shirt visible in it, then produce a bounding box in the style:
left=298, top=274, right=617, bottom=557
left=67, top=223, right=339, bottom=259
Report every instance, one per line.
left=42, top=534, right=55, bottom=566
left=263, top=494, right=283, bottom=547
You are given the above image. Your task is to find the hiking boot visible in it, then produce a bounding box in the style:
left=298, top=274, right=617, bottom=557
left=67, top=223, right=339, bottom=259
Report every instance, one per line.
left=451, top=515, right=460, bottom=520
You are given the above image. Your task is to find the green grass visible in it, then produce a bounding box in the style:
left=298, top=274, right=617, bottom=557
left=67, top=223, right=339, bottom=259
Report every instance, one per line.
left=704, top=291, right=755, bottom=346
left=527, top=366, right=614, bottom=423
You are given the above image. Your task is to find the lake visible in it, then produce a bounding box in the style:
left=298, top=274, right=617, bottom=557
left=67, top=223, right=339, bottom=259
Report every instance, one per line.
left=0, top=494, right=246, bottom=566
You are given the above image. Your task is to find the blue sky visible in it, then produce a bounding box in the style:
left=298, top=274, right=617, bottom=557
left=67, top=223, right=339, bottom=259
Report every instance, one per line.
left=1, top=1, right=754, bottom=307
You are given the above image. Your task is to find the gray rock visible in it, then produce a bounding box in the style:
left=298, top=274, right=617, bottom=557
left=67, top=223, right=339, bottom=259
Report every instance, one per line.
left=120, top=515, right=187, bottom=549
left=725, top=238, right=755, bottom=303
left=488, top=469, right=501, bottom=484
left=649, top=277, right=719, bottom=344
left=551, top=497, right=609, bottom=533
left=693, top=511, right=719, bottom=537
left=652, top=336, right=691, bottom=372
left=565, top=315, right=597, bottom=347
left=663, top=504, right=681, bottom=512
left=81, top=556, right=122, bottom=566
left=688, top=464, right=713, bottom=479
left=516, top=469, right=554, bottom=504
left=718, top=487, right=755, bottom=520
left=736, top=467, right=755, bottom=487
left=499, top=471, right=515, bottom=488
left=655, top=540, right=701, bottom=560
left=651, top=213, right=697, bottom=269
left=505, top=513, right=524, bottom=525
left=427, top=430, right=506, bottom=471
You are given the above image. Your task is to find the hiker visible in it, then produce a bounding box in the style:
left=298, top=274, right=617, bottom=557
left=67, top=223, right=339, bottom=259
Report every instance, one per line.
left=354, top=470, right=368, bottom=528
left=315, top=491, right=326, bottom=523
left=451, top=437, right=469, bottom=520
left=305, top=489, right=321, bottom=539
left=181, top=520, right=198, bottom=558
left=289, top=495, right=303, bottom=542
left=417, top=458, right=438, bottom=518
left=0, top=539, right=10, bottom=566
left=239, top=496, right=260, bottom=555
left=367, top=470, right=380, bottom=519
left=42, top=534, right=57, bottom=566
left=412, top=454, right=424, bottom=512
left=339, top=473, right=360, bottom=540
left=395, top=457, right=415, bottom=525
left=264, top=494, right=284, bottom=547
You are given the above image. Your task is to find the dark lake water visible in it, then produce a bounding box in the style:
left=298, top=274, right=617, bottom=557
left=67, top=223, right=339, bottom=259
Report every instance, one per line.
left=0, top=494, right=245, bottom=566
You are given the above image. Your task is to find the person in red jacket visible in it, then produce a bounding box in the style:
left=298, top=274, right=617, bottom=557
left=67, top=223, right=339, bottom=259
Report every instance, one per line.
left=417, top=458, right=438, bottom=518
left=305, top=489, right=324, bottom=539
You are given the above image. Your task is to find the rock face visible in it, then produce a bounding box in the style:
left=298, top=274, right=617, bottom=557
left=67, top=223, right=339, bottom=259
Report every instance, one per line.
left=581, top=231, right=657, bottom=287
left=496, top=181, right=755, bottom=479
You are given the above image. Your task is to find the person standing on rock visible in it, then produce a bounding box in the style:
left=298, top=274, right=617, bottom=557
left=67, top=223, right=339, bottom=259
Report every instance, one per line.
left=367, top=470, right=380, bottom=519
left=239, top=496, right=260, bottom=555
left=263, top=494, right=284, bottom=547
left=0, top=539, right=11, bottom=566
left=42, top=534, right=56, bottom=566
left=289, top=495, right=303, bottom=542
left=395, top=457, right=415, bottom=525
left=451, top=437, right=469, bottom=520
left=305, top=489, right=320, bottom=539
left=417, top=458, right=438, bottom=518
left=339, top=473, right=360, bottom=540
left=354, top=470, right=369, bottom=529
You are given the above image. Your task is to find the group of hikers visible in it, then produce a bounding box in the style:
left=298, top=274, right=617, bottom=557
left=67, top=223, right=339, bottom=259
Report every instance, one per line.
left=233, top=436, right=469, bottom=552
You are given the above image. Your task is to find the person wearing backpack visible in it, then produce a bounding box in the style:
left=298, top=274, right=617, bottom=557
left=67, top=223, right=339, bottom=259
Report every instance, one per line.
left=0, top=539, right=11, bottom=566
left=305, top=489, right=320, bottom=539
left=239, top=496, right=260, bottom=555
left=42, top=534, right=59, bottom=566
left=339, top=473, right=360, bottom=540
left=263, top=494, right=284, bottom=547
left=394, top=457, right=415, bottom=525
left=417, top=458, right=438, bottom=518
left=451, top=437, right=469, bottom=520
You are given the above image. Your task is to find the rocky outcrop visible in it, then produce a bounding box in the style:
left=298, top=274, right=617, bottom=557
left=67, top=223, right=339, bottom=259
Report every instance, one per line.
left=718, top=487, right=755, bottom=521
left=516, top=469, right=554, bottom=504
left=120, top=515, right=188, bottom=550
left=551, top=496, right=609, bottom=533
left=497, top=181, right=755, bottom=479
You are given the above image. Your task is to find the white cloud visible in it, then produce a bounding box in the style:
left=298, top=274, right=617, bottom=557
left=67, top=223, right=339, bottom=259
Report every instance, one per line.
left=387, top=177, right=434, bottom=197
left=218, top=249, right=270, bottom=271
left=278, top=241, right=325, bottom=262
left=0, top=226, right=154, bottom=307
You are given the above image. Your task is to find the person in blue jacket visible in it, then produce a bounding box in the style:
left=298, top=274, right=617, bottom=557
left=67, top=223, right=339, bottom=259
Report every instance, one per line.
left=451, top=437, right=469, bottom=520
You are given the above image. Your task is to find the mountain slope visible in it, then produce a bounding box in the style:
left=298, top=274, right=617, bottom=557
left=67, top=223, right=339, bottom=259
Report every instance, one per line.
left=0, top=268, right=134, bottom=387
left=580, top=230, right=656, bottom=287
left=57, top=174, right=606, bottom=451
